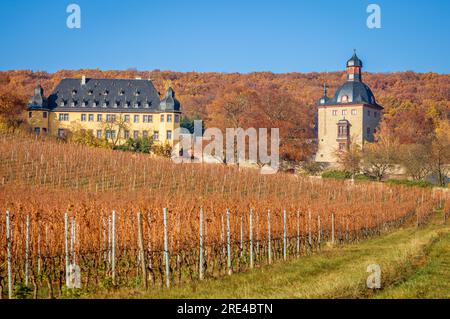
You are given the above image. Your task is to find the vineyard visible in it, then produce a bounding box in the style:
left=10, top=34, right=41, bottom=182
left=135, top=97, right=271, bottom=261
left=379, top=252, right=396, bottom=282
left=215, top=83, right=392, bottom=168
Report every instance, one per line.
left=0, top=133, right=448, bottom=299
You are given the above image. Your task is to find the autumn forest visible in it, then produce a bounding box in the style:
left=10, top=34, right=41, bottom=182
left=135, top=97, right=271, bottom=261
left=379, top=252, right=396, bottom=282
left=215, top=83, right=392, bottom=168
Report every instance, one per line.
left=0, top=69, right=449, bottom=163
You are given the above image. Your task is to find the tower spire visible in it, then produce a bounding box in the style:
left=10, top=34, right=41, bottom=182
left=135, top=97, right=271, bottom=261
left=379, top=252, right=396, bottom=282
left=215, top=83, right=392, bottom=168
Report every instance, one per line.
left=346, top=50, right=363, bottom=81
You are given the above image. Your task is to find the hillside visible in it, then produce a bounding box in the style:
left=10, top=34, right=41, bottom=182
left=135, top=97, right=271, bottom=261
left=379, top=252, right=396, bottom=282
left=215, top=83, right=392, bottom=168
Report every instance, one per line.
left=0, top=70, right=449, bottom=160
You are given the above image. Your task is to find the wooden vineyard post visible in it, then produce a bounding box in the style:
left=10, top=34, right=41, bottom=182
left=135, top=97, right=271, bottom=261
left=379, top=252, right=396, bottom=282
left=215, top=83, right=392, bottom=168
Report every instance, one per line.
left=25, top=215, right=30, bottom=287
left=249, top=208, right=253, bottom=269
left=283, top=209, right=287, bottom=261
left=71, top=217, right=76, bottom=264
left=346, top=219, right=349, bottom=242
left=199, top=208, right=204, bottom=280
left=220, top=214, right=225, bottom=259
left=221, top=215, right=226, bottom=257
left=296, top=211, right=300, bottom=257
left=6, top=211, right=13, bottom=299
left=102, top=217, right=106, bottom=263
left=267, top=210, right=272, bottom=265
left=256, top=211, right=260, bottom=259
left=317, top=215, right=321, bottom=250
left=227, top=209, right=232, bottom=275
left=137, top=212, right=148, bottom=290
left=111, top=210, right=116, bottom=286
left=331, top=213, right=335, bottom=245
left=64, top=212, right=70, bottom=287
left=108, top=215, right=112, bottom=266
left=163, top=208, right=170, bottom=288
left=308, top=210, right=312, bottom=252
left=240, top=216, right=243, bottom=258
left=37, top=223, right=41, bottom=275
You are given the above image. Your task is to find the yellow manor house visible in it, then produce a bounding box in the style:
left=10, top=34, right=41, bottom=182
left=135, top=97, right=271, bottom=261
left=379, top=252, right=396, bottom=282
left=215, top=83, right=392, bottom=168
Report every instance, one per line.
left=27, top=76, right=182, bottom=145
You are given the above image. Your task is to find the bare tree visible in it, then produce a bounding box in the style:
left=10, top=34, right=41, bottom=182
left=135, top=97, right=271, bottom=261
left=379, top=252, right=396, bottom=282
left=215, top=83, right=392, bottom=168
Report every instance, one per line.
left=334, top=139, right=362, bottom=178
left=399, top=143, right=431, bottom=180
left=429, top=120, right=450, bottom=186
left=100, top=115, right=130, bottom=147
left=362, top=135, right=399, bottom=181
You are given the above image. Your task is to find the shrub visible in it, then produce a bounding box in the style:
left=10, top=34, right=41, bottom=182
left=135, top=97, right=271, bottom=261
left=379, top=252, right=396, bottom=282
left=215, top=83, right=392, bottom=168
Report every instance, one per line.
left=354, top=174, right=376, bottom=181
left=115, top=137, right=153, bottom=154
left=385, top=179, right=434, bottom=188
left=13, top=283, right=32, bottom=299
left=322, top=170, right=352, bottom=180
left=152, top=142, right=173, bottom=158
left=301, top=161, right=325, bottom=176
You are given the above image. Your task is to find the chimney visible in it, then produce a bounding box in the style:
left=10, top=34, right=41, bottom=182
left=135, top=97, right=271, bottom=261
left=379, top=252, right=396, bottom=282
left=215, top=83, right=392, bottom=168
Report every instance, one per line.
left=81, top=75, right=86, bottom=85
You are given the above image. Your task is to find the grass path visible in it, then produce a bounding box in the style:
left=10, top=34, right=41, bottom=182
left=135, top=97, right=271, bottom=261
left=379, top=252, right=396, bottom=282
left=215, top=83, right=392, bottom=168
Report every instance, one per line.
left=92, top=212, right=450, bottom=299
left=376, top=231, right=450, bottom=298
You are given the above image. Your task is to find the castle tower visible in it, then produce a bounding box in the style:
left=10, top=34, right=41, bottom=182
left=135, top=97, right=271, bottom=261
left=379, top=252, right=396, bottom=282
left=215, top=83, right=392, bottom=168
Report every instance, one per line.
left=315, top=51, right=383, bottom=163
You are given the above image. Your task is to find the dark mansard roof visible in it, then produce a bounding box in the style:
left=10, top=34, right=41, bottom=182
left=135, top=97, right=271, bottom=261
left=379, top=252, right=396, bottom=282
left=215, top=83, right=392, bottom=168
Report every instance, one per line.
left=318, top=52, right=382, bottom=109
left=28, top=78, right=181, bottom=113
left=331, top=81, right=377, bottom=105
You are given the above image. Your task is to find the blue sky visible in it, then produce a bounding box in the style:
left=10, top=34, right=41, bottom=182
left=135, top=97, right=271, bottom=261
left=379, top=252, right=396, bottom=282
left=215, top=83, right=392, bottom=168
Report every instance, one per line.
left=0, top=0, right=449, bottom=73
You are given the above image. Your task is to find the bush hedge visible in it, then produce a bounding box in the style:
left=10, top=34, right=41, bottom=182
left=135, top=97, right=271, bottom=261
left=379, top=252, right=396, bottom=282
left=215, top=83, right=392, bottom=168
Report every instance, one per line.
left=385, top=179, right=434, bottom=188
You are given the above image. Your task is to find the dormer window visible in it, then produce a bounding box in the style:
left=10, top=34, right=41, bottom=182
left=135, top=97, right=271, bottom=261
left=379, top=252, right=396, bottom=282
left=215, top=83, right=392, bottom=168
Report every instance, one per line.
left=341, top=95, right=349, bottom=103
left=72, top=90, right=77, bottom=96
left=134, top=102, right=140, bottom=108
left=81, top=101, right=87, bottom=107
left=134, top=90, right=140, bottom=96
left=93, top=101, right=98, bottom=107
left=114, top=101, right=119, bottom=108
left=102, top=101, right=108, bottom=108
left=70, top=101, right=76, bottom=107
left=88, top=90, right=93, bottom=96
left=119, top=90, right=125, bottom=96
left=60, top=100, right=65, bottom=107
left=320, top=98, right=325, bottom=104
left=103, top=90, right=109, bottom=96
left=124, top=102, right=129, bottom=108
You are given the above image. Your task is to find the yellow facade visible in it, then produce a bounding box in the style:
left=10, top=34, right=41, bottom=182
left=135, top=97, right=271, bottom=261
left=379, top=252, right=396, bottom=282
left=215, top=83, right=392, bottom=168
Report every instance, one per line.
left=315, top=52, right=383, bottom=163
left=28, top=110, right=181, bottom=145
left=316, top=104, right=381, bottom=162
